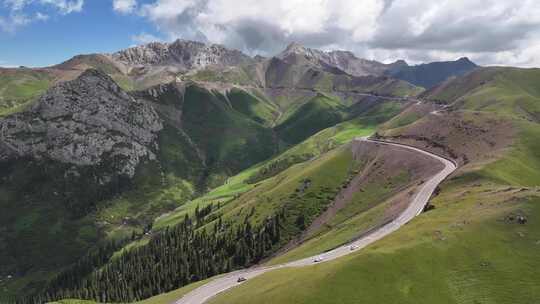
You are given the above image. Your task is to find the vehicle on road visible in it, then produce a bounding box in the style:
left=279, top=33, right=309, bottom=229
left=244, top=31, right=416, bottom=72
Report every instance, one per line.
left=173, top=140, right=457, bottom=304
left=237, top=277, right=247, bottom=283
left=350, top=245, right=358, bottom=251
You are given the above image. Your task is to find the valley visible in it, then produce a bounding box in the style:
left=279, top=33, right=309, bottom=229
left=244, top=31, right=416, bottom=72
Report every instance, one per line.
left=0, top=39, right=538, bottom=304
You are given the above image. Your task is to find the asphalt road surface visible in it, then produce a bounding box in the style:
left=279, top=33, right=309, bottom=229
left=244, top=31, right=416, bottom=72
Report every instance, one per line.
left=175, top=138, right=457, bottom=304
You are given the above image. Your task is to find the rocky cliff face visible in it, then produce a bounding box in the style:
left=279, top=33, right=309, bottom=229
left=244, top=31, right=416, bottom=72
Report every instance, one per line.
left=277, top=42, right=399, bottom=76
left=0, top=69, right=163, bottom=178
left=112, top=39, right=253, bottom=71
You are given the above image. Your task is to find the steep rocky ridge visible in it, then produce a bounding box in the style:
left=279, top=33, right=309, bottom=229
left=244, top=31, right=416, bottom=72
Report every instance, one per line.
left=0, top=69, right=162, bottom=177
left=112, top=40, right=254, bottom=72
left=0, top=70, right=165, bottom=298
left=277, top=42, right=404, bottom=77
left=186, top=42, right=423, bottom=102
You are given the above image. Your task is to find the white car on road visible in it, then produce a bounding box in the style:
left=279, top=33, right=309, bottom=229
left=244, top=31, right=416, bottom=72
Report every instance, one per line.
left=237, top=277, right=247, bottom=283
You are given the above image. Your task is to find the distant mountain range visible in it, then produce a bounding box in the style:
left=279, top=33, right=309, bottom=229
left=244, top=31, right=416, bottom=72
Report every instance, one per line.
left=107, top=40, right=477, bottom=89
left=276, top=42, right=404, bottom=77
left=384, top=57, right=478, bottom=89
left=0, top=40, right=478, bottom=109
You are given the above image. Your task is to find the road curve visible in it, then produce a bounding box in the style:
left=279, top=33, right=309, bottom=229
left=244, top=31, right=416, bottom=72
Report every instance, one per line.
left=175, top=138, right=457, bottom=304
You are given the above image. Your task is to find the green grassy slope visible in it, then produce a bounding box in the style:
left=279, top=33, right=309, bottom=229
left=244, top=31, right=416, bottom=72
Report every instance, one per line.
left=153, top=100, right=402, bottom=230
left=444, top=68, right=540, bottom=120
left=156, top=144, right=359, bottom=236
left=423, top=67, right=540, bottom=115
left=210, top=183, right=540, bottom=304
left=55, top=55, right=123, bottom=76
left=0, top=53, right=152, bottom=117
left=206, top=66, right=540, bottom=304
left=248, top=101, right=402, bottom=184
left=210, top=129, right=540, bottom=304
left=180, top=85, right=276, bottom=185
left=217, top=145, right=356, bottom=236
left=270, top=170, right=411, bottom=265
left=479, top=120, right=540, bottom=187
left=55, top=54, right=135, bottom=90
left=226, top=88, right=279, bottom=126
left=0, top=161, right=104, bottom=298
left=275, top=93, right=349, bottom=144
left=0, top=69, right=53, bottom=116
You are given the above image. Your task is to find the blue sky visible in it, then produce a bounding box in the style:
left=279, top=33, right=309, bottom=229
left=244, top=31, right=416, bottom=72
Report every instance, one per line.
left=1, top=0, right=540, bottom=68
left=0, top=1, right=160, bottom=67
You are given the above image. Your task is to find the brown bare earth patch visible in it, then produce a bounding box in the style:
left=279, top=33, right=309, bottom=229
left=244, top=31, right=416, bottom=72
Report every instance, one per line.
left=380, top=110, right=514, bottom=165
left=278, top=140, right=444, bottom=253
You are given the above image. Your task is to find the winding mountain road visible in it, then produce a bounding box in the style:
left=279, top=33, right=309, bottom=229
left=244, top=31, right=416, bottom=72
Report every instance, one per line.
left=175, top=138, right=457, bottom=304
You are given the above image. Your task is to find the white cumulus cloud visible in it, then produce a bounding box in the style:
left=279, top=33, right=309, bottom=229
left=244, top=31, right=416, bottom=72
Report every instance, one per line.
left=120, top=0, right=540, bottom=67
left=4, top=0, right=84, bottom=14
left=1, top=0, right=83, bottom=32
left=113, top=0, right=136, bottom=14
left=39, top=0, right=83, bottom=14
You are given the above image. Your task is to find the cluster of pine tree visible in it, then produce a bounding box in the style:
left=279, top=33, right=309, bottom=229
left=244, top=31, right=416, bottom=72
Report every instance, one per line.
left=16, top=239, right=129, bottom=304
left=20, top=209, right=284, bottom=303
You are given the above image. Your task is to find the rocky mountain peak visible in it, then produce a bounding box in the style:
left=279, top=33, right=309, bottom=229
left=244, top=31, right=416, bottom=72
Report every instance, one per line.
left=277, top=42, right=315, bottom=62
left=67, top=68, right=122, bottom=90
left=327, top=50, right=356, bottom=59
left=283, top=41, right=308, bottom=53
left=391, top=59, right=408, bottom=66
left=111, top=39, right=253, bottom=71
left=276, top=42, right=395, bottom=77
left=456, top=57, right=476, bottom=66
left=0, top=69, right=163, bottom=177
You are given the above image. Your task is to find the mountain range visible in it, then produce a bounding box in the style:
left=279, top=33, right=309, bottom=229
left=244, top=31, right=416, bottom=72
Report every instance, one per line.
left=1, top=40, right=538, bottom=304
left=1, top=40, right=476, bottom=105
